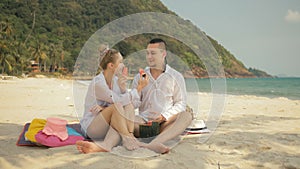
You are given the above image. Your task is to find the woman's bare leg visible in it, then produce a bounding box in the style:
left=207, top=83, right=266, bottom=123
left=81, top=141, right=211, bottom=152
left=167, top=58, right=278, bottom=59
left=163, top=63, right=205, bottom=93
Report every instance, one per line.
left=76, top=126, right=121, bottom=153
left=76, top=105, right=121, bottom=153
left=123, top=104, right=135, bottom=133
left=111, top=103, right=140, bottom=150
left=77, top=103, right=142, bottom=153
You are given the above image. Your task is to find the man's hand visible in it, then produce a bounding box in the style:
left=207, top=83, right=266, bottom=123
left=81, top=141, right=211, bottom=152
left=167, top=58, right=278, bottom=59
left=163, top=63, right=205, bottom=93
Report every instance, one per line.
left=137, top=74, right=149, bottom=93
left=152, top=114, right=166, bottom=124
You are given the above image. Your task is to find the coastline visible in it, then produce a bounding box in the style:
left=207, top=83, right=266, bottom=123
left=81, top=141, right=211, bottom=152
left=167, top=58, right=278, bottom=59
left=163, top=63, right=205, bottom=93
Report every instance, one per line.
left=1, top=77, right=300, bottom=169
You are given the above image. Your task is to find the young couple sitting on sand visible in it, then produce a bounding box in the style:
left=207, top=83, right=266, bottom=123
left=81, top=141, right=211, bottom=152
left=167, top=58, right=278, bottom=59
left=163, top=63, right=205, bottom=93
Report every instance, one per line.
left=76, top=38, right=193, bottom=154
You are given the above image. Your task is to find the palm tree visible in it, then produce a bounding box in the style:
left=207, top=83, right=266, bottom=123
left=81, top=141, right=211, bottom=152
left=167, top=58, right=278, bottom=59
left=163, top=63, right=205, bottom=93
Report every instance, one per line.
left=12, top=41, right=30, bottom=75
left=0, top=43, right=14, bottom=74
left=57, top=42, right=65, bottom=70
left=48, top=43, right=58, bottom=72
left=48, top=42, right=65, bottom=72
left=0, top=20, right=13, bottom=40
left=24, top=11, right=36, bottom=45
left=40, top=51, right=48, bottom=72
left=29, top=39, right=48, bottom=72
left=0, top=21, right=15, bottom=75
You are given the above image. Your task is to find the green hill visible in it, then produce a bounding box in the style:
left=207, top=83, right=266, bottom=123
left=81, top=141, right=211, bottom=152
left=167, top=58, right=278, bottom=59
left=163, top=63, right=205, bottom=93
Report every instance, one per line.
left=0, top=0, right=271, bottom=78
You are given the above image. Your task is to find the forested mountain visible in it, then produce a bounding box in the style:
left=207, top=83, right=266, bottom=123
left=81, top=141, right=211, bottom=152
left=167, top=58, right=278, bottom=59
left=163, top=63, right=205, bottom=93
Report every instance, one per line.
left=0, top=0, right=271, bottom=78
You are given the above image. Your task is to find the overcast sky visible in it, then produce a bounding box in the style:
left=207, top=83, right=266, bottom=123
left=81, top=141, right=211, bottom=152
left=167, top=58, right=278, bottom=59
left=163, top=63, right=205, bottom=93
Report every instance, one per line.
left=161, top=0, right=300, bottom=77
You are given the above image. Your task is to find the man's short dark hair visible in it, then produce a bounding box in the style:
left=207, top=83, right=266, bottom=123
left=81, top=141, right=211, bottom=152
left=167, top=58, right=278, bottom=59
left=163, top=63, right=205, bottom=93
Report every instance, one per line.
left=148, top=38, right=167, bottom=50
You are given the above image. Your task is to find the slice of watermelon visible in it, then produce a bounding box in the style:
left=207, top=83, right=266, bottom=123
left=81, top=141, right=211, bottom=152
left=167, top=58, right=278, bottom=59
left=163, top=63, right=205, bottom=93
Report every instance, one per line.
left=146, top=121, right=152, bottom=126
left=139, top=68, right=146, bottom=77
left=139, top=68, right=144, bottom=75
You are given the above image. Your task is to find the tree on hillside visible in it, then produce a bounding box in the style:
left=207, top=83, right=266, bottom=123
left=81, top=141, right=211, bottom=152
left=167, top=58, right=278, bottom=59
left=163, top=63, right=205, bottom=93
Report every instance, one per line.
left=29, top=39, right=47, bottom=72
left=0, top=0, right=271, bottom=77
left=48, top=43, right=64, bottom=72
left=11, top=41, right=30, bottom=75
left=0, top=43, right=13, bottom=74
left=0, top=21, right=15, bottom=75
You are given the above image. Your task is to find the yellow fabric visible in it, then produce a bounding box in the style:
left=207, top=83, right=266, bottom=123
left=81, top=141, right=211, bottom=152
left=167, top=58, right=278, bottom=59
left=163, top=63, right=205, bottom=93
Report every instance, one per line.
left=25, top=118, right=47, bottom=142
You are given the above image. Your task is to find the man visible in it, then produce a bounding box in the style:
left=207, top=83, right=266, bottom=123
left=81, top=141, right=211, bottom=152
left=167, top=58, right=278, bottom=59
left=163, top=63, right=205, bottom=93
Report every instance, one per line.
left=132, top=38, right=193, bottom=154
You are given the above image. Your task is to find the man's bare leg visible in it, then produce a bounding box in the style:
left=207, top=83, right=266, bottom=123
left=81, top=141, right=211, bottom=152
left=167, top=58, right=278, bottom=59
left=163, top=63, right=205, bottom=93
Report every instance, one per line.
left=142, top=111, right=192, bottom=154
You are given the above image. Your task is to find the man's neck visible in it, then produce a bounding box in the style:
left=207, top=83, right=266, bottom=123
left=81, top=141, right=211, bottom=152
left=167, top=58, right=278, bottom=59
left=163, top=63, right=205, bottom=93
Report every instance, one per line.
left=150, top=68, right=164, bottom=80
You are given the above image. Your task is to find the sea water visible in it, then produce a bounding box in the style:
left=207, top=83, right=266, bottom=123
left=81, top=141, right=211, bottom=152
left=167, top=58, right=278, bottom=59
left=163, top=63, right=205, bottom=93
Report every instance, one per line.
left=185, top=77, right=300, bottom=100
left=76, top=77, right=300, bottom=100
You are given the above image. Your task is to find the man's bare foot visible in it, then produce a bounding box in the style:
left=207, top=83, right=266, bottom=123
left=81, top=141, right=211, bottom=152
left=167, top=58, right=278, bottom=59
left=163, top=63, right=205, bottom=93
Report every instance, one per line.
left=141, top=142, right=169, bottom=154
left=76, top=140, right=109, bottom=154
left=121, top=134, right=141, bottom=151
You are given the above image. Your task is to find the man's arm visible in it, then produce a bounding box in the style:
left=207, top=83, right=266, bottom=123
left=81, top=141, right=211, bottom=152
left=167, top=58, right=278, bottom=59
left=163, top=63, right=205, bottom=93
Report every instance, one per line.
left=161, top=74, right=187, bottom=120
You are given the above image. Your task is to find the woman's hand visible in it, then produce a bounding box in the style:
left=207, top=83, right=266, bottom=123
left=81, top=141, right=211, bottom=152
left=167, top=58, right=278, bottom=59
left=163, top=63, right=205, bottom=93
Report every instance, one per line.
left=90, top=105, right=104, bottom=115
left=116, top=64, right=128, bottom=93
left=117, top=74, right=127, bottom=93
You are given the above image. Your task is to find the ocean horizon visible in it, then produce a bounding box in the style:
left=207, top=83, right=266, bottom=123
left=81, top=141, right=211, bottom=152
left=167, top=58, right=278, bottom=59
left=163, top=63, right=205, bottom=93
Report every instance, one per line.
left=185, top=77, right=300, bottom=100
left=75, top=77, right=300, bottom=101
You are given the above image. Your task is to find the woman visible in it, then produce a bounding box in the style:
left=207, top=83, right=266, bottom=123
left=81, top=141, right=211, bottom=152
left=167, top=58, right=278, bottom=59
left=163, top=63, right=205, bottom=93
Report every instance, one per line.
left=76, top=45, right=148, bottom=153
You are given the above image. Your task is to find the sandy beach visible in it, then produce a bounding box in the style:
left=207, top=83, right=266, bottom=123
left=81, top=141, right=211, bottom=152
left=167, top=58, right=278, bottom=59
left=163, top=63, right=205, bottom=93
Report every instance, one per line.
left=0, top=77, right=300, bottom=169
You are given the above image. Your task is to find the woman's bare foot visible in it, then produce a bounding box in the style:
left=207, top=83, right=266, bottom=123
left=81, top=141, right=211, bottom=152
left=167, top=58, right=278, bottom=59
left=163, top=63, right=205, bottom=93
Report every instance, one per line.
left=121, top=134, right=141, bottom=151
left=76, top=140, right=109, bottom=154
left=141, top=142, right=170, bottom=154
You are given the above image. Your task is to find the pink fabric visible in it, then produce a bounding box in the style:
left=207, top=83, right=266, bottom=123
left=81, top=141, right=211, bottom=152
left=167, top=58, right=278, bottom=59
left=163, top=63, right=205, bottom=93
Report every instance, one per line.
left=35, top=131, right=84, bottom=147
left=42, top=117, right=68, bottom=141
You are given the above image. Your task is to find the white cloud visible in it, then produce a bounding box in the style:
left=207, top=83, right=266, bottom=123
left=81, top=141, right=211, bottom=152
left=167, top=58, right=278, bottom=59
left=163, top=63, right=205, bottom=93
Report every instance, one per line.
left=285, top=9, right=300, bottom=23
